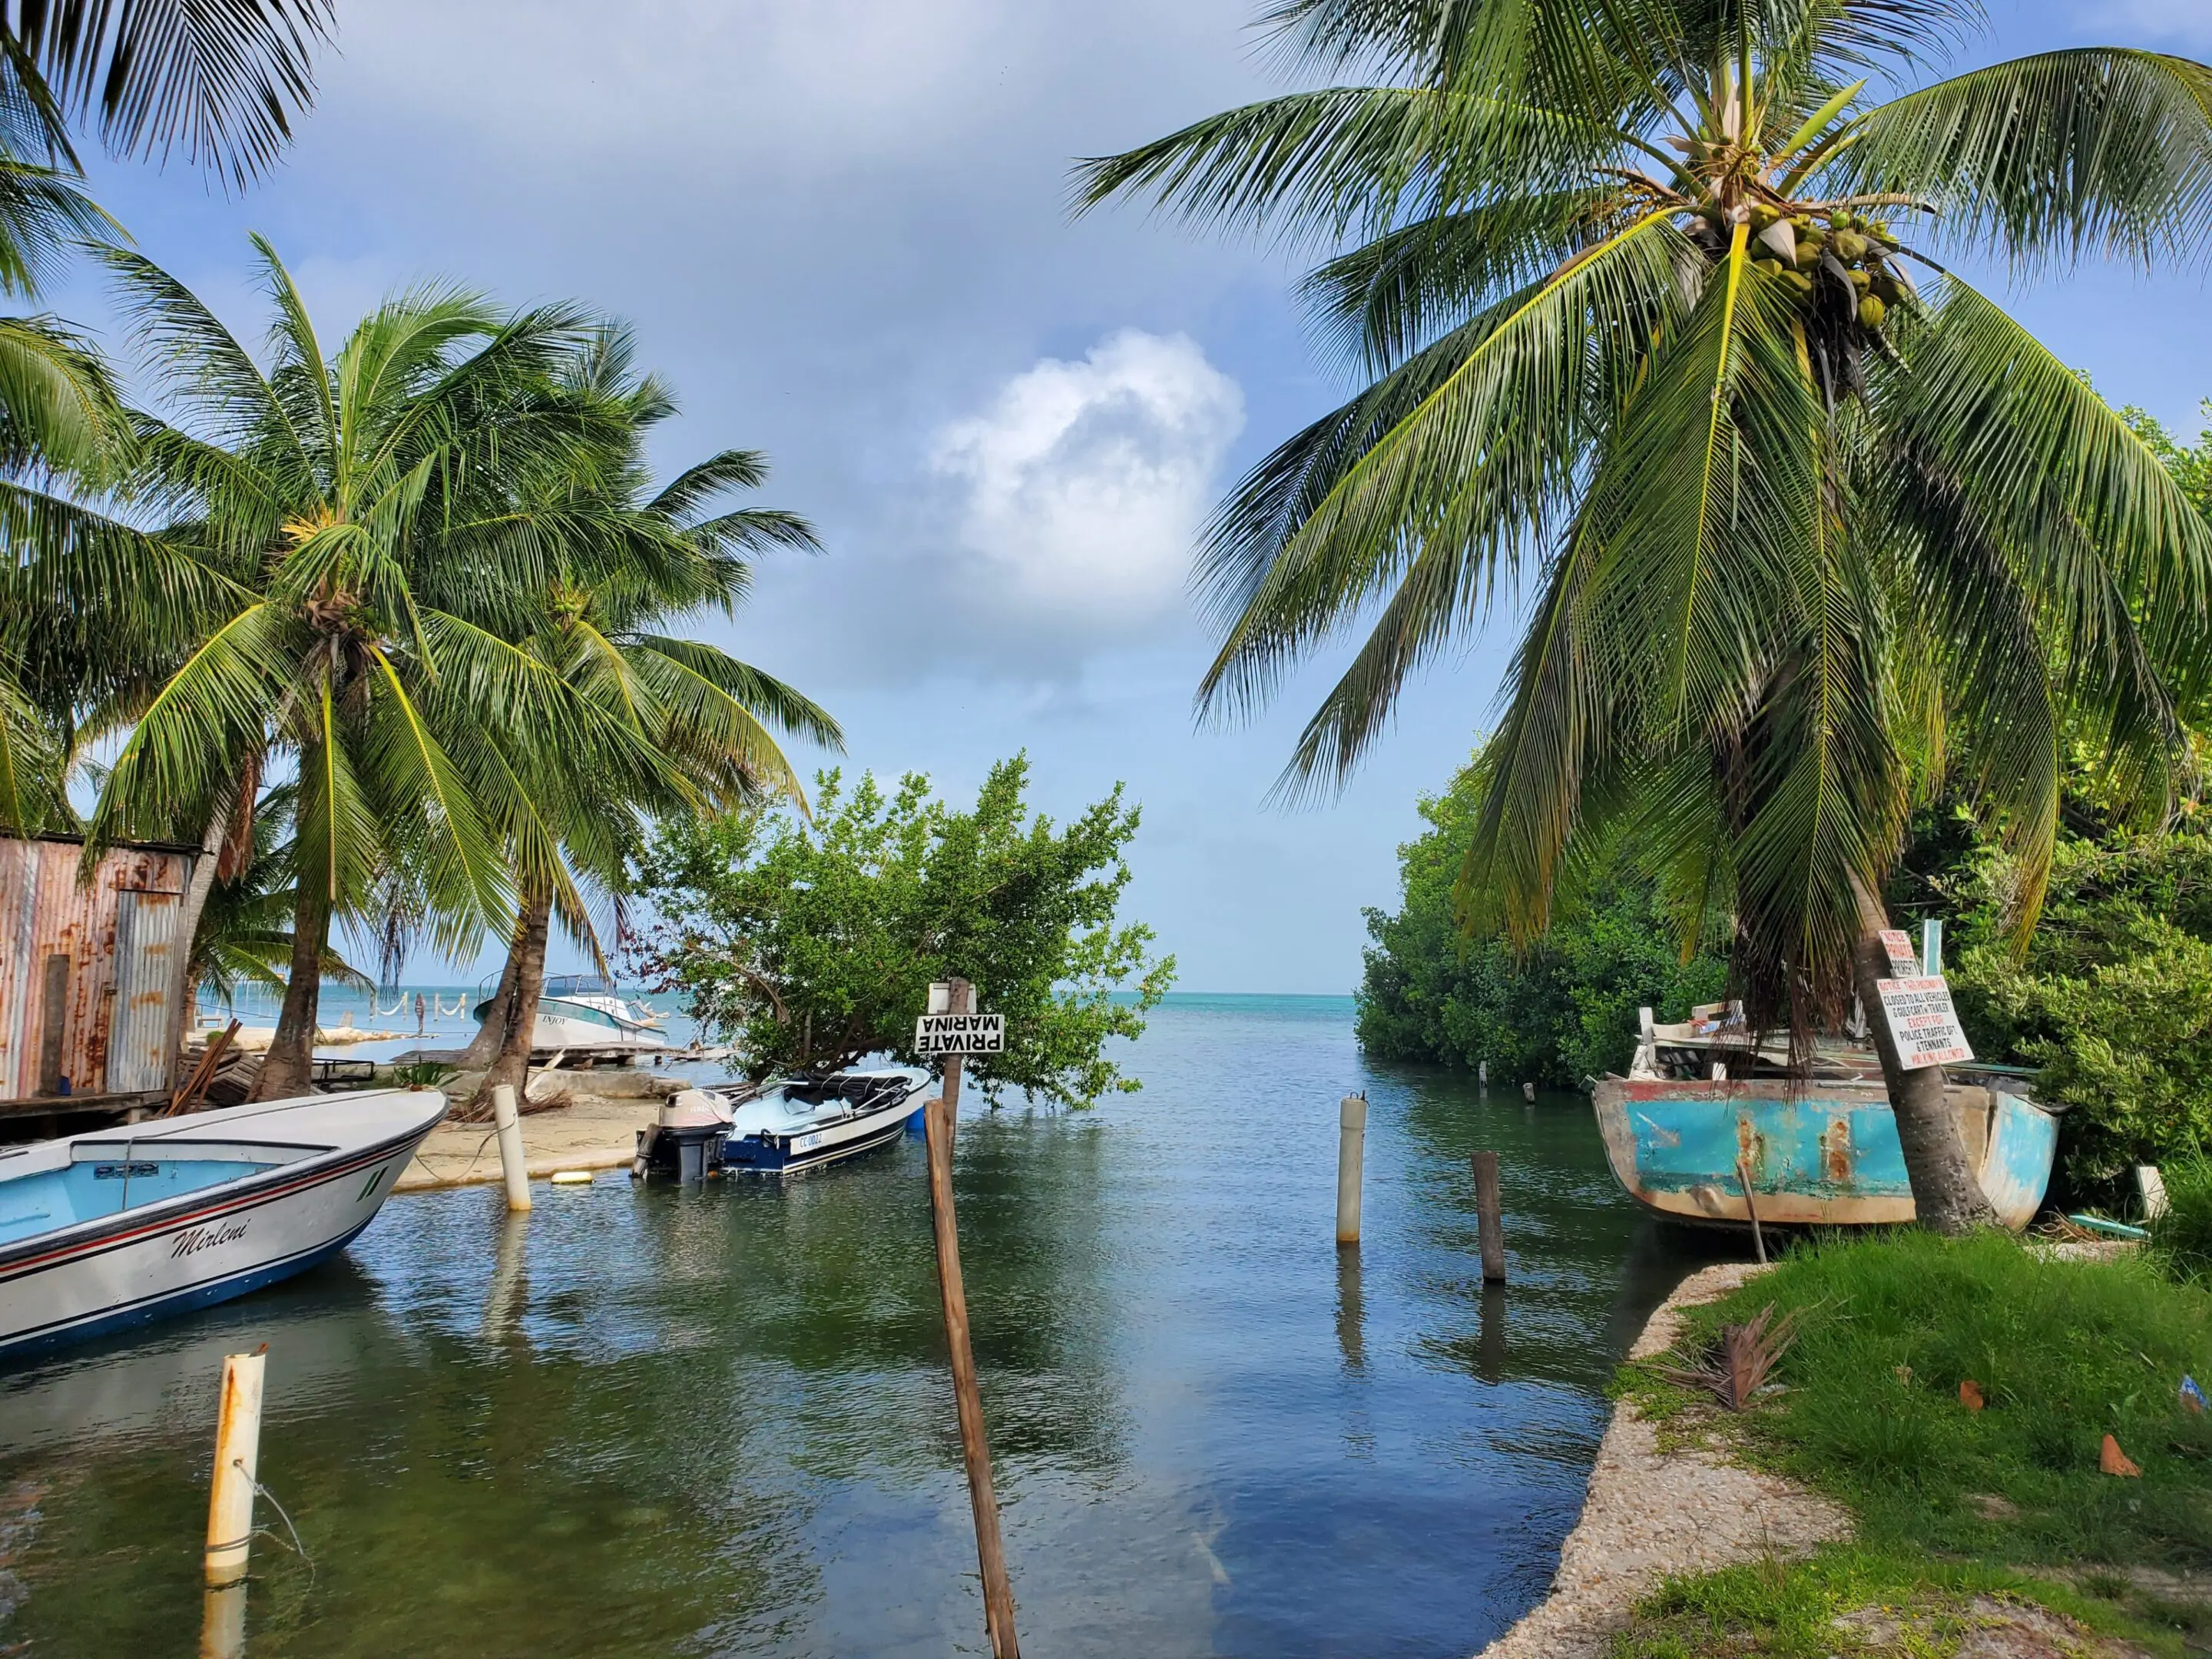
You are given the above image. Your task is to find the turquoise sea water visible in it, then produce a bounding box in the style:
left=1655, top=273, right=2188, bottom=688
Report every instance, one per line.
left=5, top=994, right=1725, bottom=1656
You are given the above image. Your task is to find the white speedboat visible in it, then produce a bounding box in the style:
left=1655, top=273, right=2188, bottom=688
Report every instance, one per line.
left=636, top=1068, right=932, bottom=1179
left=0, top=1090, right=445, bottom=1359
left=474, top=975, right=669, bottom=1058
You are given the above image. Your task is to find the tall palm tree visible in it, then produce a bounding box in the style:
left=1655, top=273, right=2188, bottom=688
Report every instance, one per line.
left=1082, top=0, right=2212, bottom=1230
left=454, top=331, right=842, bottom=1104
left=0, top=0, right=340, bottom=827
left=86, top=240, right=677, bottom=1098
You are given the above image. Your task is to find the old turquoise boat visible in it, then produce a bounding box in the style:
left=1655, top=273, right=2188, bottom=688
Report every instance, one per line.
left=1591, top=1007, right=2059, bottom=1231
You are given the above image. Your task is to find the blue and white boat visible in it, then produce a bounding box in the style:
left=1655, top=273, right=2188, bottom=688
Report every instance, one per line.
left=638, top=1068, right=932, bottom=1179
left=1591, top=1006, right=2059, bottom=1231
left=0, top=1090, right=445, bottom=1359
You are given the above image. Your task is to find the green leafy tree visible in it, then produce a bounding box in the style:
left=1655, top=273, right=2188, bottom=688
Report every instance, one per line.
left=1083, top=0, right=2212, bottom=1230
left=1360, top=748, right=1727, bottom=1083
left=628, top=757, right=1175, bottom=1108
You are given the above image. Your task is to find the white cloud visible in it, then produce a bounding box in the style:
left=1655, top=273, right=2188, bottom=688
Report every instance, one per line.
left=930, top=329, right=1244, bottom=627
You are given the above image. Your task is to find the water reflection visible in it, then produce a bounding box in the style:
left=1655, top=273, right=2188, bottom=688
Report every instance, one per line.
left=0, top=998, right=1727, bottom=1658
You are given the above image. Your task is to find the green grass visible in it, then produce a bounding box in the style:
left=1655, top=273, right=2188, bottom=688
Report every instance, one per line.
left=1608, top=1230, right=2212, bottom=1654
left=2150, top=1155, right=2212, bottom=1285
left=1607, top=1548, right=2182, bottom=1657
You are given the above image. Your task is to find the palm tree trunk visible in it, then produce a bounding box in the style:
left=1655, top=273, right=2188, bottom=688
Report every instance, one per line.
left=252, top=876, right=329, bottom=1100
left=1848, top=872, right=1997, bottom=1234
left=458, top=931, right=522, bottom=1068
left=480, top=886, right=552, bottom=1105
left=163, top=797, right=233, bottom=1088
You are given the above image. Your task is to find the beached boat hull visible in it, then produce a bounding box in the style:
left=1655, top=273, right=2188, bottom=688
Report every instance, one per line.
left=0, top=1090, right=445, bottom=1359
left=1591, top=1076, right=2058, bottom=1231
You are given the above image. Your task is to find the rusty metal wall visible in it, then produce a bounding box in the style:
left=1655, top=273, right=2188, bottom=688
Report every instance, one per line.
left=0, top=836, right=196, bottom=1103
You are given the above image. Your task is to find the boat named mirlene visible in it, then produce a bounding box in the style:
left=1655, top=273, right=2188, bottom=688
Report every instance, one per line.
left=0, top=1089, right=446, bottom=1359
left=1591, top=1005, right=2059, bottom=1232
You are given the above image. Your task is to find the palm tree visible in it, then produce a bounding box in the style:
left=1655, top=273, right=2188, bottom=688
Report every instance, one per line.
left=1081, top=0, right=2212, bottom=1230
left=453, top=331, right=843, bottom=1104
left=0, top=0, right=341, bottom=825
left=86, top=240, right=677, bottom=1099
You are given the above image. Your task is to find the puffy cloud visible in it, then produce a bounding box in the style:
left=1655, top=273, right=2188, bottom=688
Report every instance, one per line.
left=930, top=329, right=1244, bottom=627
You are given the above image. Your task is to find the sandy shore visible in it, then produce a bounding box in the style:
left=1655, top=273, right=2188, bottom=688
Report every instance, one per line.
left=392, top=1080, right=670, bottom=1192
left=1475, top=1261, right=1851, bottom=1659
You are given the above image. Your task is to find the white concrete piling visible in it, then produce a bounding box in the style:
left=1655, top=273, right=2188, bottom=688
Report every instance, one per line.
left=204, top=1349, right=266, bottom=1589
left=492, top=1084, right=532, bottom=1213
left=1336, top=1094, right=1368, bottom=1246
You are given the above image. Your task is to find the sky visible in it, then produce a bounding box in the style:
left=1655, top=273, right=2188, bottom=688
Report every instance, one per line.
left=48, top=0, right=2212, bottom=993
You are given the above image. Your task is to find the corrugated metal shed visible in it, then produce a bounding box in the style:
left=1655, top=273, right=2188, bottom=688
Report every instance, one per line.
left=0, top=836, right=197, bottom=1105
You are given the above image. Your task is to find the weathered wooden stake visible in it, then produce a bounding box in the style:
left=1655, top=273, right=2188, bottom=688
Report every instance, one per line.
left=1336, top=1094, right=1367, bottom=1246
left=204, top=1348, right=266, bottom=1588
left=1737, top=1155, right=1767, bottom=1265
left=1470, top=1151, right=1507, bottom=1283
left=492, top=1083, right=531, bottom=1213
left=925, top=979, right=1020, bottom=1659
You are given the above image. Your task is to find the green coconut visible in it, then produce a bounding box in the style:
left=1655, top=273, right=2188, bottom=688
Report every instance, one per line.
left=1753, top=256, right=1784, bottom=276
left=1833, top=230, right=1869, bottom=262
left=1859, top=295, right=1887, bottom=328
left=1849, top=268, right=1872, bottom=290
left=1783, top=270, right=1815, bottom=293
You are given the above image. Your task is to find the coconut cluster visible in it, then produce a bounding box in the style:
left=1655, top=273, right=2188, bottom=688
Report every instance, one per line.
left=1741, top=204, right=1904, bottom=329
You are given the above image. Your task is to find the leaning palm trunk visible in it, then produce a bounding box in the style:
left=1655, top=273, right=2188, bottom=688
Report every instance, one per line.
left=1849, top=875, right=1995, bottom=1232
left=478, top=886, right=553, bottom=1108
left=253, top=878, right=328, bottom=1100
left=458, top=936, right=522, bottom=1070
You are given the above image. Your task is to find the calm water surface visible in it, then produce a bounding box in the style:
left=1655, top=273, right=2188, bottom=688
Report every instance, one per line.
left=0, top=995, right=1729, bottom=1657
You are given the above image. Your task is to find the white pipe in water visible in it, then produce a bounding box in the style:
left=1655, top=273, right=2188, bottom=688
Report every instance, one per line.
left=203, top=1349, right=265, bottom=1589
left=1336, top=1094, right=1368, bottom=1246
left=493, top=1084, right=532, bottom=1213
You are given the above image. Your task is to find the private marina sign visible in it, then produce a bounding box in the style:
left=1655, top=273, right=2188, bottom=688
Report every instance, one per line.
left=914, top=1012, right=1005, bottom=1057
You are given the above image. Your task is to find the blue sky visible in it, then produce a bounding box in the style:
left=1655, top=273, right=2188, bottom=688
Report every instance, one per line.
left=52, top=0, right=2212, bottom=992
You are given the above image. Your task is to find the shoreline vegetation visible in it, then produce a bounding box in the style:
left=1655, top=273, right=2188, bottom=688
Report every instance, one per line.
left=1578, top=1231, right=2212, bottom=1657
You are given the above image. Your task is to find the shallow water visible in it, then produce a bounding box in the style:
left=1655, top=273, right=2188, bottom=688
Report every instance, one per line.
left=0, top=995, right=1730, bottom=1657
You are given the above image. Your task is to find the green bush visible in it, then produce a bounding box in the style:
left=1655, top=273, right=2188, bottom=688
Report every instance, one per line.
left=1948, top=830, right=2212, bottom=1184
left=1357, top=753, right=1726, bottom=1084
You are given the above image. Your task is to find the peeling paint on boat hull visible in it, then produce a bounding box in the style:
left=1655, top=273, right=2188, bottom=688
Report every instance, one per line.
left=1592, top=1077, right=2058, bottom=1232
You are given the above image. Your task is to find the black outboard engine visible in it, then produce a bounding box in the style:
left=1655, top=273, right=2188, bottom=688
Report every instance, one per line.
left=633, top=1088, right=734, bottom=1182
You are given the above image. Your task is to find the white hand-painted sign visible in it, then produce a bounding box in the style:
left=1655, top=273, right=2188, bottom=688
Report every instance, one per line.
left=1878, top=929, right=1919, bottom=978
left=1875, top=976, right=1973, bottom=1070
left=914, top=1012, right=1005, bottom=1056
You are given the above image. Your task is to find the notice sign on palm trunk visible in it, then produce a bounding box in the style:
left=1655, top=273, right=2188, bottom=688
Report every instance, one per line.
left=1875, top=976, right=1974, bottom=1070
left=915, top=1012, right=1005, bottom=1057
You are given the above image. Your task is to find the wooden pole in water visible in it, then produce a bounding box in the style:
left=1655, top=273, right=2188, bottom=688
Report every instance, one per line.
left=925, top=979, right=1020, bottom=1659
left=1336, top=1094, right=1367, bottom=1245
left=204, top=1347, right=266, bottom=1588
left=492, top=1083, right=531, bottom=1213
left=1470, top=1151, right=1506, bottom=1283
left=1737, top=1155, right=1767, bottom=1265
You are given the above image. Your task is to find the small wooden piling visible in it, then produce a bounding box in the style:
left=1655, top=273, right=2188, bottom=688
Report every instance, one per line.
left=1736, top=1155, right=1767, bottom=1265
left=924, top=979, right=1020, bottom=1659
left=1336, top=1094, right=1367, bottom=1246
left=204, top=1348, right=266, bottom=1589
left=1470, top=1151, right=1506, bottom=1283
left=492, top=1084, right=531, bottom=1213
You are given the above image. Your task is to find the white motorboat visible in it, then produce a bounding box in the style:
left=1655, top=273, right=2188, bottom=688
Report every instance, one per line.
left=635, top=1068, right=932, bottom=1179
left=474, top=974, right=669, bottom=1058
left=0, top=1089, right=445, bottom=1359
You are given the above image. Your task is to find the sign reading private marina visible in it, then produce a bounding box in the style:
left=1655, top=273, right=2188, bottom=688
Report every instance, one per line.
left=914, top=1012, right=1005, bottom=1057
left=1878, top=929, right=1919, bottom=978
left=1875, top=975, right=1974, bottom=1070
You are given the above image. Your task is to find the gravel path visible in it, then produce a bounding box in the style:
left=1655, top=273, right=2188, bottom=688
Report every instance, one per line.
left=1475, top=1261, right=1853, bottom=1659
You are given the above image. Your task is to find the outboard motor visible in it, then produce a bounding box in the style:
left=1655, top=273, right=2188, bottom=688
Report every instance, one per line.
left=634, top=1088, right=733, bottom=1183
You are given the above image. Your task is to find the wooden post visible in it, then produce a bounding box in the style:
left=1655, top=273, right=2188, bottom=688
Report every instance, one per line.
left=1470, top=1151, right=1506, bottom=1283
left=492, top=1083, right=531, bottom=1213
left=1336, top=1094, right=1367, bottom=1246
left=925, top=979, right=1019, bottom=1659
left=1737, top=1155, right=1767, bottom=1265
left=37, top=952, right=68, bottom=1094
left=204, top=1348, right=266, bottom=1588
